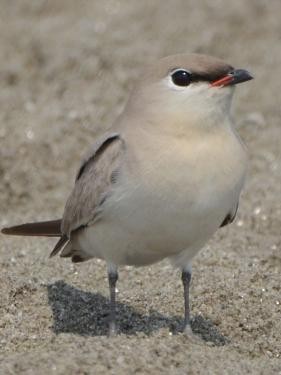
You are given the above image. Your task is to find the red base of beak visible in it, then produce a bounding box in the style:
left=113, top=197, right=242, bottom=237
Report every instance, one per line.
left=211, top=75, right=234, bottom=87
left=211, top=69, right=253, bottom=87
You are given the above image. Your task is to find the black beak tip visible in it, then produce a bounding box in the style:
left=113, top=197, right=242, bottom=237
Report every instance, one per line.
left=231, top=69, right=254, bottom=85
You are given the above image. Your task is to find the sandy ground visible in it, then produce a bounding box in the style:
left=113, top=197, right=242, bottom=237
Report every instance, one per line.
left=0, top=1, right=280, bottom=374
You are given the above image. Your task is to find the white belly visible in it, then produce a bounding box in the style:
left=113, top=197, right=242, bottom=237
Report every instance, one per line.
left=72, top=148, right=246, bottom=268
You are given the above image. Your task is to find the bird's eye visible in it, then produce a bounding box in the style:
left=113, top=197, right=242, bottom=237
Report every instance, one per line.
left=171, top=69, right=192, bottom=87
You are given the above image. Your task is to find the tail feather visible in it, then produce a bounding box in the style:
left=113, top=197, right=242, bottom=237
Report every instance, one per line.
left=1, top=219, right=62, bottom=237
left=2, top=219, right=70, bottom=259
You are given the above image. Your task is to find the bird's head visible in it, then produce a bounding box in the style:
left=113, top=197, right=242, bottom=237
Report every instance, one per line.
left=127, top=53, right=253, bottom=134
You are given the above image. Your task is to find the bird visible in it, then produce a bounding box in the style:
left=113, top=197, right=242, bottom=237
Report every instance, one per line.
left=1, top=53, right=253, bottom=336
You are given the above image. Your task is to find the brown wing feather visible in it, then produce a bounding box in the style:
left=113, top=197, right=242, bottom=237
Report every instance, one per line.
left=61, top=133, right=125, bottom=238
left=76, top=133, right=120, bottom=181
left=1, top=219, right=62, bottom=237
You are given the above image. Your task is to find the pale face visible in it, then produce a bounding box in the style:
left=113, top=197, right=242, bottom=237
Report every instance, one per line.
left=136, top=69, right=235, bottom=133
left=127, top=54, right=252, bottom=134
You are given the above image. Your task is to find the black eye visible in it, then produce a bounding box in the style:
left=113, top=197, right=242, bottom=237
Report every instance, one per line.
left=171, top=69, right=192, bottom=87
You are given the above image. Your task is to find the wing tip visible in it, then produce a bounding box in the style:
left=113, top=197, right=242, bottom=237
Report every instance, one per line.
left=49, top=235, right=68, bottom=258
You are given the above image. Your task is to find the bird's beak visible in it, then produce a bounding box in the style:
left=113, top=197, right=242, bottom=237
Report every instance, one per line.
left=211, top=69, right=253, bottom=87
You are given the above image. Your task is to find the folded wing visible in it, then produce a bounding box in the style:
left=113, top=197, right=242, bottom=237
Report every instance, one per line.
left=2, top=132, right=125, bottom=260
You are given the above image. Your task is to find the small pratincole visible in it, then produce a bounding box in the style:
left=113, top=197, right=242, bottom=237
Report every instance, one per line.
left=2, top=53, right=253, bottom=335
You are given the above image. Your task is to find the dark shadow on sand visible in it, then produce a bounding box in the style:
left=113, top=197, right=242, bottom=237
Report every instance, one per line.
left=47, top=280, right=228, bottom=345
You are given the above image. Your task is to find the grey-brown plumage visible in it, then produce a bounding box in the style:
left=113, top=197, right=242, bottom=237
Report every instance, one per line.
left=61, top=133, right=124, bottom=238
left=138, top=54, right=234, bottom=85
left=53, top=132, right=125, bottom=262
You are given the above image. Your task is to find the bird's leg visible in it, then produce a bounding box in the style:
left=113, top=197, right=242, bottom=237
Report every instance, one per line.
left=107, top=264, right=118, bottom=336
left=181, top=267, right=192, bottom=334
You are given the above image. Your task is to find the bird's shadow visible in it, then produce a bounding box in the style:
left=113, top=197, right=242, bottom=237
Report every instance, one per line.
left=47, top=280, right=228, bottom=345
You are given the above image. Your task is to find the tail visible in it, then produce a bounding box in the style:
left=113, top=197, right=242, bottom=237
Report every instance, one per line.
left=1, top=219, right=62, bottom=237
left=1, top=219, right=68, bottom=257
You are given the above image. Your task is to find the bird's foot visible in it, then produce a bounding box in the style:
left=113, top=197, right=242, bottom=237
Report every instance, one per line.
left=183, top=324, right=202, bottom=344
